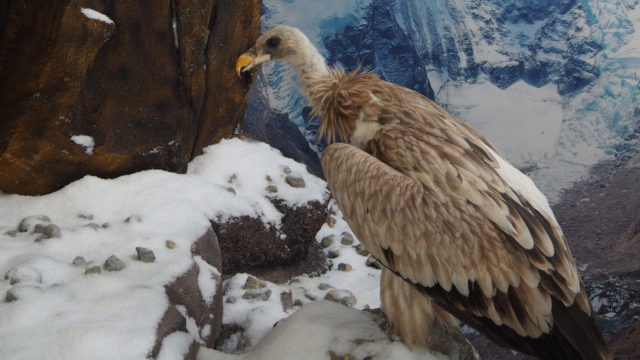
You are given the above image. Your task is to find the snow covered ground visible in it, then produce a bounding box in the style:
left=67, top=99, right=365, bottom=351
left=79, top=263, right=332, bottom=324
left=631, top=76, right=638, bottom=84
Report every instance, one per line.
left=0, top=138, right=436, bottom=359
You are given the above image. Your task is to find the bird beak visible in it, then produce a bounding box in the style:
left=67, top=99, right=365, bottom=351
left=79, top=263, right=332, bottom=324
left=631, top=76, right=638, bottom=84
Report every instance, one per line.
left=235, top=48, right=271, bottom=77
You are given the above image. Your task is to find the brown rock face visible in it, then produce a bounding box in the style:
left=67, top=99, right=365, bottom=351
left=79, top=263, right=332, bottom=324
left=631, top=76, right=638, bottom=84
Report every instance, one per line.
left=153, top=227, right=223, bottom=358
left=0, top=0, right=260, bottom=195
left=215, top=200, right=329, bottom=280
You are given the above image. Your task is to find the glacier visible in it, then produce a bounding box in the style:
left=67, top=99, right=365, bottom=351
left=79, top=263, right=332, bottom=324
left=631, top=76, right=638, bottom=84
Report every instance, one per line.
left=249, top=0, right=640, bottom=201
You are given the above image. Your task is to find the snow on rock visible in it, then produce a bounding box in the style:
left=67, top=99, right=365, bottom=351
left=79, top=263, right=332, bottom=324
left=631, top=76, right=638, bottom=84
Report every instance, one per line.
left=199, top=301, right=445, bottom=360
left=80, top=8, right=114, bottom=25
left=70, top=135, right=95, bottom=156
left=0, top=138, right=328, bottom=360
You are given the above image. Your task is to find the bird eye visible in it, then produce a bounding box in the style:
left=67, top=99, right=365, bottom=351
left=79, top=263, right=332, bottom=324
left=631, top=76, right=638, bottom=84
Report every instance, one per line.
left=266, top=36, right=281, bottom=48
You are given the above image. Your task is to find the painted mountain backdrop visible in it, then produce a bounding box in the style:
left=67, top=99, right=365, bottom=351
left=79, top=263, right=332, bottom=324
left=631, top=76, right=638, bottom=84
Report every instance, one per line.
left=245, top=0, right=640, bottom=202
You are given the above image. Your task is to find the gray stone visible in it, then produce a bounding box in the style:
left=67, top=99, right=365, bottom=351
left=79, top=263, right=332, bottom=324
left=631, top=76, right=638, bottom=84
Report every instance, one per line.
left=242, top=288, right=271, bottom=301
left=326, top=216, right=337, bottom=228
left=85, top=266, right=101, bottom=275
left=294, top=299, right=304, bottom=307
left=354, top=244, right=369, bottom=257
left=366, top=256, right=382, bottom=269
left=318, top=283, right=333, bottom=291
left=228, top=174, right=238, bottom=184
left=285, top=175, right=306, bottom=188
left=265, top=185, right=278, bottom=193
left=320, top=234, right=335, bottom=248
left=324, top=289, right=357, bottom=307
left=340, top=232, right=354, bottom=245
left=72, top=256, right=87, bottom=267
left=18, top=215, right=50, bottom=232
left=266, top=175, right=273, bottom=182
left=104, top=255, right=126, bottom=272
left=243, top=275, right=266, bottom=290
left=338, top=263, right=353, bottom=272
left=124, top=215, right=142, bottom=223
left=6, top=289, right=18, bottom=302
left=225, top=187, right=236, bottom=195
left=84, top=223, right=102, bottom=230
left=327, top=249, right=340, bottom=259
left=283, top=166, right=292, bottom=174
left=78, top=213, right=94, bottom=220
left=33, top=224, right=61, bottom=240
left=165, top=240, right=176, bottom=249
left=136, top=247, right=156, bottom=263
left=226, top=296, right=237, bottom=304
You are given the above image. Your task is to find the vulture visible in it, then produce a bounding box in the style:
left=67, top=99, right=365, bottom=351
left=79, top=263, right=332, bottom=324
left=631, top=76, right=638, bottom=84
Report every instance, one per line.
left=236, top=25, right=611, bottom=360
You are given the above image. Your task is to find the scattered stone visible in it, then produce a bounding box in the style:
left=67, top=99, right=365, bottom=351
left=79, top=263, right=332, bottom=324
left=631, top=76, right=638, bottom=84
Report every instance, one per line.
left=366, top=256, right=382, bottom=269
left=320, top=234, right=335, bottom=248
left=103, top=255, right=126, bottom=272
left=85, top=266, right=101, bottom=275
left=338, top=263, right=353, bottom=272
left=101, top=223, right=110, bottom=228
left=281, top=291, right=293, bottom=311
left=77, top=213, right=94, bottom=220
left=354, top=244, right=369, bottom=257
left=243, top=276, right=266, bottom=290
left=165, top=240, right=176, bottom=249
left=327, top=249, right=340, bottom=259
left=265, top=185, right=278, bottom=193
left=84, top=223, right=102, bottom=230
left=326, top=216, right=337, bottom=228
left=33, top=223, right=61, bottom=240
left=226, top=296, right=237, bottom=304
left=283, top=166, right=292, bottom=174
left=6, top=289, right=18, bottom=302
left=18, top=215, right=50, bottom=232
left=285, top=175, right=305, bottom=188
left=266, top=175, right=273, bottom=182
left=124, top=215, right=142, bottom=223
left=304, top=290, right=317, bottom=301
left=293, top=299, right=304, bottom=307
left=242, top=289, right=272, bottom=301
left=318, top=283, right=333, bottom=291
left=340, top=232, right=354, bottom=246
left=136, top=247, right=156, bottom=263
left=228, top=174, right=238, bottom=184
left=225, top=187, right=237, bottom=195
left=72, top=256, right=87, bottom=267
left=324, top=289, right=357, bottom=307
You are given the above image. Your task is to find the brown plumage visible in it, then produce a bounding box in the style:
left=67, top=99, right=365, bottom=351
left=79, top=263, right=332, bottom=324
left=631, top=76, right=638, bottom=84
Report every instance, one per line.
left=237, top=25, right=611, bottom=360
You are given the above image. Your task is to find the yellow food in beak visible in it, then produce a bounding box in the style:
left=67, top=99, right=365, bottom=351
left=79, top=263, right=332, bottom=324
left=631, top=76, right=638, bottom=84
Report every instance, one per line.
left=235, top=54, right=255, bottom=77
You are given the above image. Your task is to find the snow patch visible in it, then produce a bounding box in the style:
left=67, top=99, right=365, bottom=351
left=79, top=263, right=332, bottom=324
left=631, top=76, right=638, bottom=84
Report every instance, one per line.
left=70, top=135, right=95, bottom=156
left=80, top=8, right=114, bottom=25
left=194, top=255, right=220, bottom=306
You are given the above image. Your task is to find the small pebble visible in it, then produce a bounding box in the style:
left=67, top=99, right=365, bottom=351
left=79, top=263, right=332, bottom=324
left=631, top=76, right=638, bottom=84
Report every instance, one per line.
left=265, top=185, right=278, bottom=193
left=320, top=235, right=335, bottom=248
left=84, top=223, right=102, bottom=230
left=72, top=256, right=87, bottom=267
left=101, top=223, right=110, bottom=229
left=33, top=224, right=61, bottom=241
left=104, top=255, right=126, bottom=272
left=285, top=175, right=305, bottom=188
left=85, top=266, right=101, bottom=275
left=243, top=276, right=266, bottom=290
left=242, top=289, right=272, bottom=301
left=18, top=215, right=50, bottom=233
left=327, top=249, right=340, bottom=259
left=77, top=214, right=94, bottom=220
left=228, top=174, right=237, bottom=183
left=266, top=175, right=273, bottom=182
left=283, top=167, right=292, bottom=174
left=324, top=289, right=357, bottom=307
left=325, top=216, right=337, bottom=228
left=6, top=289, right=18, bottom=302
left=225, top=187, right=237, bottom=195
left=354, top=244, right=369, bottom=256
left=226, top=296, right=237, bottom=304
left=338, top=263, right=352, bottom=272
left=124, top=215, right=141, bottom=223
left=166, top=240, right=176, bottom=249
left=366, top=256, right=382, bottom=269
left=294, top=299, right=304, bottom=307
left=340, top=232, right=354, bottom=246
left=318, top=283, right=333, bottom=291
left=136, top=247, right=156, bottom=263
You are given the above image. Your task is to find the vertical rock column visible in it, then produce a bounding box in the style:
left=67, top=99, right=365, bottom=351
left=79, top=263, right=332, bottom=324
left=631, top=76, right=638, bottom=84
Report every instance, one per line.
left=0, top=0, right=260, bottom=195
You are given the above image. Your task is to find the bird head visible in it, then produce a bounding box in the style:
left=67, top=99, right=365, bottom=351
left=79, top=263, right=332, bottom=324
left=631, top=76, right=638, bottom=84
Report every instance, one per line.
left=235, top=25, right=312, bottom=76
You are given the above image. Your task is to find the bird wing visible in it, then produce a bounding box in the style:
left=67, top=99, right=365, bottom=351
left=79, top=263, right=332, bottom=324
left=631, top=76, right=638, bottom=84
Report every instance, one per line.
left=321, top=117, right=608, bottom=358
